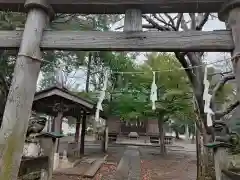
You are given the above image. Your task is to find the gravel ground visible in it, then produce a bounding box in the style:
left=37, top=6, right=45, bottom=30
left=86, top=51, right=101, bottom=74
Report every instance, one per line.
left=52, top=143, right=196, bottom=180
left=139, top=147, right=197, bottom=180
left=94, top=163, right=117, bottom=180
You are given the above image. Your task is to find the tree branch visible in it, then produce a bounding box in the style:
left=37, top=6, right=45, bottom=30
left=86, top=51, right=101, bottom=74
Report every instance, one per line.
left=142, top=15, right=172, bottom=31
left=196, top=13, right=210, bottom=30
left=215, top=101, right=240, bottom=119
left=211, top=74, right=235, bottom=103
left=180, top=16, right=189, bottom=31
left=153, top=14, right=171, bottom=27
left=116, top=24, right=155, bottom=30
left=189, top=13, right=196, bottom=29
left=176, top=13, right=183, bottom=30
left=174, top=52, right=194, bottom=84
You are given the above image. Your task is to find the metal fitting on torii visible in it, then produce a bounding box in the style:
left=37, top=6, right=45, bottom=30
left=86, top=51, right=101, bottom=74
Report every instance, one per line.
left=24, top=0, right=55, bottom=21
left=218, top=0, right=240, bottom=22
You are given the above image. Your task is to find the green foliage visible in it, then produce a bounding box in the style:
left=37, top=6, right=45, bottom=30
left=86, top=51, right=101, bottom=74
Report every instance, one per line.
left=106, top=52, right=195, bottom=126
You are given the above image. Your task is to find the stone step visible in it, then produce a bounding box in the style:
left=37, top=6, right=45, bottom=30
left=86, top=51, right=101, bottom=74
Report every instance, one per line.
left=115, top=146, right=141, bottom=180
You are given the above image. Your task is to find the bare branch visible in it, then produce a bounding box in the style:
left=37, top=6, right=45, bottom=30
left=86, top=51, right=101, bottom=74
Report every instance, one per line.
left=157, top=14, right=167, bottom=23
left=189, top=13, right=196, bottom=29
left=142, top=24, right=156, bottom=29
left=174, top=52, right=194, bottom=84
left=153, top=14, right=176, bottom=30
left=115, top=24, right=156, bottom=30
left=196, top=13, right=210, bottom=30
left=215, top=101, right=240, bottom=119
left=211, top=74, right=235, bottom=119
left=164, top=13, right=175, bottom=27
left=142, top=15, right=171, bottom=31
left=209, top=71, right=233, bottom=77
left=180, top=16, right=189, bottom=31
left=211, top=74, right=235, bottom=101
left=176, top=13, right=183, bottom=30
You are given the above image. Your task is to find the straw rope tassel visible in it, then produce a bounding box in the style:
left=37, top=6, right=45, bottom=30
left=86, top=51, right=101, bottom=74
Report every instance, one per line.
left=150, top=71, right=158, bottom=110
left=95, top=70, right=109, bottom=121
left=203, top=66, right=214, bottom=126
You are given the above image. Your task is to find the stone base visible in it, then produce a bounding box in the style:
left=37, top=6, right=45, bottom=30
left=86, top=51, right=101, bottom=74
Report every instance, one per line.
left=53, top=153, right=60, bottom=170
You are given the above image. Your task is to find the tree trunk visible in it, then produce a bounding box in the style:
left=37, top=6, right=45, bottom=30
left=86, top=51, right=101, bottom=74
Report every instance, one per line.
left=202, top=128, right=215, bottom=179
left=193, top=96, right=214, bottom=180
left=158, top=120, right=166, bottom=155
left=196, top=125, right=203, bottom=180
left=196, top=119, right=215, bottom=180
left=85, top=52, right=92, bottom=93
left=175, top=130, right=180, bottom=139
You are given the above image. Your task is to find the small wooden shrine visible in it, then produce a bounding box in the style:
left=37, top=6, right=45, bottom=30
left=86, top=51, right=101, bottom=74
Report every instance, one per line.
left=32, top=86, right=106, bottom=155
left=107, top=116, right=173, bottom=144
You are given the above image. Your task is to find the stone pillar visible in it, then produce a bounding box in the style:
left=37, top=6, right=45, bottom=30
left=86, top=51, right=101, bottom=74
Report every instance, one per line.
left=219, top=1, right=240, bottom=97
left=0, top=0, right=53, bottom=179
left=217, top=1, right=240, bottom=179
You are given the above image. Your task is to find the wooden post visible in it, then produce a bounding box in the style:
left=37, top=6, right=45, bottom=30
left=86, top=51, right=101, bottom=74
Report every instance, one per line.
left=0, top=1, right=53, bottom=179
left=101, top=122, right=108, bottom=153
left=75, top=119, right=81, bottom=142
left=80, top=112, right=87, bottom=155
left=54, top=112, right=63, bottom=133
left=124, top=9, right=142, bottom=31
left=123, top=8, right=142, bottom=63
left=53, top=112, right=63, bottom=153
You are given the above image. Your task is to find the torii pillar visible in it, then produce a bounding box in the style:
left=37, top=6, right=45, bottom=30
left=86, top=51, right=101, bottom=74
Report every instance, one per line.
left=216, top=1, right=240, bottom=179
left=0, top=0, right=54, bottom=179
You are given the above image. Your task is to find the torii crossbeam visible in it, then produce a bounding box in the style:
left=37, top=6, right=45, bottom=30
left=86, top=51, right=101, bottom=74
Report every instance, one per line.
left=0, top=0, right=227, bottom=13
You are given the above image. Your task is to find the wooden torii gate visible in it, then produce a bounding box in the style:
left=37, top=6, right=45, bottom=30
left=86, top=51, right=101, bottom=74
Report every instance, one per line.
left=0, top=0, right=239, bottom=180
